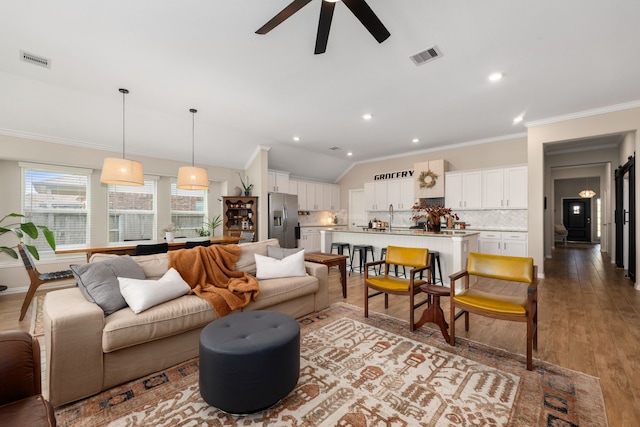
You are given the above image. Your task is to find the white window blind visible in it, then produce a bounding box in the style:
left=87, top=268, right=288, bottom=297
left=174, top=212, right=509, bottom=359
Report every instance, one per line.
left=108, top=180, right=157, bottom=242
left=170, top=180, right=208, bottom=238
left=21, top=163, right=91, bottom=253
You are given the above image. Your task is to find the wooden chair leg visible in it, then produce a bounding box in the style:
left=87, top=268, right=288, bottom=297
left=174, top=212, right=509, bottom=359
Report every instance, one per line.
left=409, top=292, right=415, bottom=332
left=449, top=300, right=456, bottom=346
left=364, top=284, right=369, bottom=318
left=19, top=278, right=43, bottom=321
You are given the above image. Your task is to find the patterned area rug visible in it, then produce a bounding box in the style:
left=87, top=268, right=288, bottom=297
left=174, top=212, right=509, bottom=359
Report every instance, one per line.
left=54, top=303, right=607, bottom=426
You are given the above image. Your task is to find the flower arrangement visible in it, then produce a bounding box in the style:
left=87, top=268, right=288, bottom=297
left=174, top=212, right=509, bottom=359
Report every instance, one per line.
left=411, top=204, right=458, bottom=229
left=237, top=172, right=253, bottom=195
left=161, top=223, right=177, bottom=233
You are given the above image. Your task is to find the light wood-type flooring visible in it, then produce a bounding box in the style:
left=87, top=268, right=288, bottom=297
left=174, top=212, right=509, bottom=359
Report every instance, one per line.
left=1, top=243, right=638, bottom=425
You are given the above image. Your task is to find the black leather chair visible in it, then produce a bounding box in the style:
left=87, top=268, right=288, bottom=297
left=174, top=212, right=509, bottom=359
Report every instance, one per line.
left=0, top=331, right=57, bottom=426
left=134, top=242, right=169, bottom=256
left=184, top=240, right=211, bottom=249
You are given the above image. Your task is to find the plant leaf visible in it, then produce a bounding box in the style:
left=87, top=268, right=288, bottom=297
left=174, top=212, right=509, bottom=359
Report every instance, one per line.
left=26, top=244, right=40, bottom=260
left=39, top=226, right=57, bottom=250
left=20, top=222, right=39, bottom=239
left=0, top=247, right=18, bottom=259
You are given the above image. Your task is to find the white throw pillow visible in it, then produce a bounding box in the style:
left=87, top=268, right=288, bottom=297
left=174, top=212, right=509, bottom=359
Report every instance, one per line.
left=118, top=267, right=191, bottom=314
left=255, top=250, right=307, bottom=280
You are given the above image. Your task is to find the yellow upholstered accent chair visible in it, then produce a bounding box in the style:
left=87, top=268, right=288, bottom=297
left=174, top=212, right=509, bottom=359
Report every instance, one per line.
left=449, top=252, right=538, bottom=370
left=364, top=246, right=430, bottom=331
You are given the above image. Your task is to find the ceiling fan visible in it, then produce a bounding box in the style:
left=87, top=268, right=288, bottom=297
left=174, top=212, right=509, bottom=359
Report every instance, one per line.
left=256, top=0, right=390, bottom=54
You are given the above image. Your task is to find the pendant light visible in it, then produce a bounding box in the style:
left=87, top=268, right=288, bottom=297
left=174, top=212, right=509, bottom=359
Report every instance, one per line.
left=100, top=88, right=144, bottom=186
left=177, top=108, right=209, bottom=190
left=579, top=176, right=596, bottom=198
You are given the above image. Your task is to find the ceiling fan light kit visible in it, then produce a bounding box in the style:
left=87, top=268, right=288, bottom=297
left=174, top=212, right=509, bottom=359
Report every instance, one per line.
left=256, top=0, right=390, bottom=54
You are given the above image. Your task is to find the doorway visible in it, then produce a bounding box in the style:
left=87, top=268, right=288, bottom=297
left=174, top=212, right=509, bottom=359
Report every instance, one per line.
left=615, top=154, right=636, bottom=282
left=563, top=198, right=591, bottom=242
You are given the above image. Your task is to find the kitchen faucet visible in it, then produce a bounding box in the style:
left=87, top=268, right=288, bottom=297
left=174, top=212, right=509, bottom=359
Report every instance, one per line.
left=388, top=204, right=393, bottom=232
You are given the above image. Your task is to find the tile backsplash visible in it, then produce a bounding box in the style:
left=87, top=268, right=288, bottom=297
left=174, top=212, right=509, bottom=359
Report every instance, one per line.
left=367, top=209, right=527, bottom=230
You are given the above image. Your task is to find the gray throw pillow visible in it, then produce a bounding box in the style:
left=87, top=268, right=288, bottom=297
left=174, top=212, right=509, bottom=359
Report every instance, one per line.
left=267, top=246, right=304, bottom=260
left=71, top=255, right=146, bottom=316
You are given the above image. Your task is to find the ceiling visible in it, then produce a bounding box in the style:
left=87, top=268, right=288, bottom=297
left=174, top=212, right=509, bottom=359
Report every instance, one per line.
left=1, top=1, right=640, bottom=183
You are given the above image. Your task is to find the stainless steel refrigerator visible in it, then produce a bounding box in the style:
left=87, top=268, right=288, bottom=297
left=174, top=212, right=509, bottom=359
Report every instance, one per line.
left=268, top=193, right=299, bottom=248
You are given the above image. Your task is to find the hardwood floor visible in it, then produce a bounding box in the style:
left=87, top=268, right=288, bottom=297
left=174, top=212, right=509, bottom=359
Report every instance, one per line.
left=1, top=244, right=638, bottom=424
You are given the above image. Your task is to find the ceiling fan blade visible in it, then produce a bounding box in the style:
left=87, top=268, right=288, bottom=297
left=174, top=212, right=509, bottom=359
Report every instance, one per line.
left=314, top=1, right=336, bottom=54
left=342, top=0, right=390, bottom=43
left=256, top=0, right=313, bottom=34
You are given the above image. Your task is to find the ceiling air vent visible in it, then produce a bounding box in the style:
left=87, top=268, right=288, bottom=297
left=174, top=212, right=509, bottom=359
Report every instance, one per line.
left=20, top=50, right=51, bottom=69
left=410, top=45, right=442, bottom=66
left=328, top=147, right=341, bottom=151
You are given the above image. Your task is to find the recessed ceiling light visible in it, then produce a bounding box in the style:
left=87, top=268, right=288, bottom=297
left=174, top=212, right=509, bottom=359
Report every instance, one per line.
left=513, top=115, right=524, bottom=124
left=362, top=113, right=373, bottom=120
left=293, top=136, right=300, bottom=142
left=489, top=72, right=503, bottom=82
left=412, top=138, right=420, bottom=143
left=347, top=152, right=353, bottom=156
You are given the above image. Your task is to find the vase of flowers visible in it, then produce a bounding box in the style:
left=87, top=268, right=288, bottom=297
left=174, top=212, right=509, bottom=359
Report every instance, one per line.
left=237, top=172, right=253, bottom=196
left=161, top=223, right=176, bottom=242
left=411, top=204, right=458, bottom=233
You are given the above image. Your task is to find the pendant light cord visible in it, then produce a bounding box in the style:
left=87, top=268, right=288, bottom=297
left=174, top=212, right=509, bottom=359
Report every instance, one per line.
left=190, top=108, right=197, bottom=166
left=119, top=88, right=129, bottom=159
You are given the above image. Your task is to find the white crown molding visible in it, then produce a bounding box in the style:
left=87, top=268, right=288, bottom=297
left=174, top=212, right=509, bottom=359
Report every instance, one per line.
left=352, top=132, right=528, bottom=167
left=525, top=100, right=640, bottom=128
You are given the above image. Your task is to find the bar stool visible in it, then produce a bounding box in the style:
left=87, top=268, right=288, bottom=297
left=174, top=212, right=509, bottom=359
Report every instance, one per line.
left=430, top=251, right=443, bottom=285
left=350, top=245, right=375, bottom=274
left=330, top=242, right=351, bottom=257
left=379, top=247, right=406, bottom=277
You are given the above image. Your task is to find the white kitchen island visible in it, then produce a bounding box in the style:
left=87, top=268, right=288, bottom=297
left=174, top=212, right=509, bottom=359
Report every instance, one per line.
left=320, top=228, right=479, bottom=287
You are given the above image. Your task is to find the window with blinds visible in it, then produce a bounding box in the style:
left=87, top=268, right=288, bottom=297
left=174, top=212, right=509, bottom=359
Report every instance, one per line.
left=108, top=180, right=157, bottom=242
left=21, top=163, right=91, bottom=253
left=170, top=181, right=208, bottom=238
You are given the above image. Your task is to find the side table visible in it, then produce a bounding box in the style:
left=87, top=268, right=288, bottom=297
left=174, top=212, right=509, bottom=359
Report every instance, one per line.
left=304, top=252, right=349, bottom=298
left=414, top=283, right=451, bottom=342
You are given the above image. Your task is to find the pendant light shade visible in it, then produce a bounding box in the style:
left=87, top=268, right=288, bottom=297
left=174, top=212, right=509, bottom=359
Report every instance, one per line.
left=578, top=176, right=596, bottom=198
left=100, top=88, right=144, bottom=186
left=177, top=108, right=209, bottom=190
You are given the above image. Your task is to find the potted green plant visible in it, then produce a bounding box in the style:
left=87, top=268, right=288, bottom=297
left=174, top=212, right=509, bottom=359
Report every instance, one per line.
left=237, top=172, right=253, bottom=196
left=204, top=214, right=222, bottom=236
left=0, top=213, right=56, bottom=260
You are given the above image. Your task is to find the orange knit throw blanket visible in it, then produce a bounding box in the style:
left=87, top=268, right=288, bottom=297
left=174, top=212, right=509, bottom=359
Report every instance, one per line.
left=168, top=244, right=259, bottom=318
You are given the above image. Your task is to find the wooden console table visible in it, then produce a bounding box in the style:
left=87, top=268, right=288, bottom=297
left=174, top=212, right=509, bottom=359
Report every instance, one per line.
left=304, top=252, right=349, bottom=298
left=55, top=236, right=242, bottom=261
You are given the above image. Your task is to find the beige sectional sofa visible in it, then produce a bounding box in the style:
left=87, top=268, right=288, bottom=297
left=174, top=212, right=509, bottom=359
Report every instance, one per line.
left=43, top=239, right=329, bottom=407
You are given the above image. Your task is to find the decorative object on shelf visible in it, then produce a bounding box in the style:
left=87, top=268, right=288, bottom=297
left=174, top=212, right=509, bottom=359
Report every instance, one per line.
left=0, top=213, right=56, bottom=259
left=100, top=88, right=144, bottom=186
left=237, top=172, right=253, bottom=196
left=161, top=223, right=177, bottom=242
left=411, top=204, right=458, bottom=233
left=417, top=169, right=438, bottom=189
left=177, top=108, right=209, bottom=190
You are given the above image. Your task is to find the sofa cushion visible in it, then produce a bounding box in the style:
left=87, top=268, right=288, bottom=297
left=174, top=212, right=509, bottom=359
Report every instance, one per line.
left=255, top=251, right=307, bottom=280
left=247, top=275, right=319, bottom=311
left=71, top=255, right=146, bottom=316
left=118, top=268, right=191, bottom=314
left=235, top=238, right=280, bottom=275
left=90, top=253, right=169, bottom=280
left=267, top=245, right=304, bottom=260
left=102, top=294, right=215, bottom=352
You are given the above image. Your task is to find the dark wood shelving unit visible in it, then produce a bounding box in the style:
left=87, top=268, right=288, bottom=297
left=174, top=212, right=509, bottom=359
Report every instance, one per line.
left=222, top=196, right=257, bottom=242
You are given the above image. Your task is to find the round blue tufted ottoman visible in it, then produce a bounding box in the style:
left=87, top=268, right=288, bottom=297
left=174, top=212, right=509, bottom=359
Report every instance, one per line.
left=199, top=310, right=300, bottom=414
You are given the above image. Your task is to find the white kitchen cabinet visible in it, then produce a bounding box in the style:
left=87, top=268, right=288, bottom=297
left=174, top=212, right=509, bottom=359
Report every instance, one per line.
left=478, top=231, right=528, bottom=256
left=299, top=228, right=321, bottom=253
left=387, top=178, right=414, bottom=210
left=504, top=166, right=527, bottom=209
left=288, top=180, right=298, bottom=196
left=364, top=181, right=389, bottom=211
left=445, top=171, right=482, bottom=210
left=482, top=166, right=527, bottom=209
left=329, top=185, right=340, bottom=211
left=267, top=171, right=289, bottom=194
left=297, top=182, right=307, bottom=209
